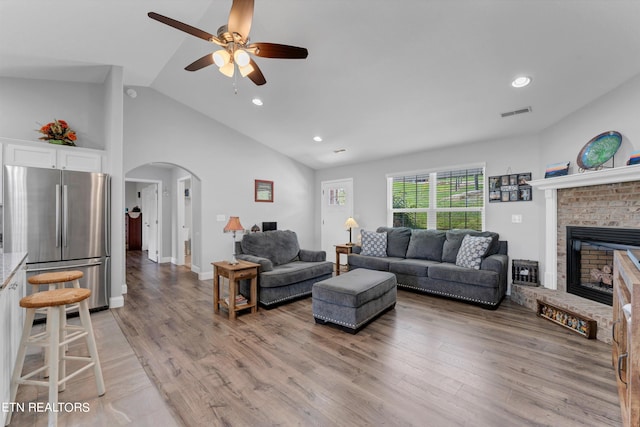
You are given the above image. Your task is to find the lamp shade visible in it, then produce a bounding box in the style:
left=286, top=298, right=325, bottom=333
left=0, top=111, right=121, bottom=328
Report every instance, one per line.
left=219, top=62, right=235, bottom=78
left=212, top=50, right=230, bottom=67
left=344, top=217, right=359, bottom=229
left=224, top=216, right=244, bottom=233
left=234, top=49, right=251, bottom=67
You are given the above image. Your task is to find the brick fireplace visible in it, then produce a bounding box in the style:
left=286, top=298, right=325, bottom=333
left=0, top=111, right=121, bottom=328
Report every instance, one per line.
left=512, top=166, right=640, bottom=343
left=557, top=180, right=640, bottom=300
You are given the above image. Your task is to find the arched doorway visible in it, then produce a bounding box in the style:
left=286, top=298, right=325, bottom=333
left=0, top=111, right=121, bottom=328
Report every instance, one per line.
left=125, top=163, right=201, bottom=274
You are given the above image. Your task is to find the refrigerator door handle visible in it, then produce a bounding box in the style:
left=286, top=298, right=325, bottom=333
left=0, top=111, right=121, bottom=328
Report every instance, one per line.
left=63, top=184, right=69, bottom=248
left=28, top=261, right=104, bottom=273
left=55, top=184, right=61, bottom=248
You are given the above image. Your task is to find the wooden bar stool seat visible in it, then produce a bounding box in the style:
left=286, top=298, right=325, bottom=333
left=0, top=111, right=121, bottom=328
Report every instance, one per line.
left=6, top=287, right=105, bottom=426
left=28, top=270, right=83, bottom=289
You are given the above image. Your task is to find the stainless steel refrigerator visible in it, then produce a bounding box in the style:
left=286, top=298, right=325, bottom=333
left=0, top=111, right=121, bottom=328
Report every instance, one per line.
left=4, top=165, right=110, bottom=311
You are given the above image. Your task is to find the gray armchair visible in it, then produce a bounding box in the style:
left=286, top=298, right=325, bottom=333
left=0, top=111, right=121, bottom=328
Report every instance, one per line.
left=236, top=230, right=334, bottom=308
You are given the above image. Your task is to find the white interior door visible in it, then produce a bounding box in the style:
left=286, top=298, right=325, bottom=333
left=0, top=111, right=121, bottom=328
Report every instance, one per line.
left=141, top=184, right=158, bottom=262
left=176, top=176, right=192, bottom=267
left=321, top=178, right=354, bottom=264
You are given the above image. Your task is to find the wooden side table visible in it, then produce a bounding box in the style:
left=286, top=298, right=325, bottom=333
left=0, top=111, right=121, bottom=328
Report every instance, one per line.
left=212, top=260, right=259, bottom=320
left=335, top=244, right=353, bottom=276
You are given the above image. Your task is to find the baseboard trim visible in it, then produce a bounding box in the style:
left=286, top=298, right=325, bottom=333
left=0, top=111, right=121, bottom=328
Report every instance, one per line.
left=199, top=271, right=213, bottom=281
left=110, top=295, right=124, bottom=308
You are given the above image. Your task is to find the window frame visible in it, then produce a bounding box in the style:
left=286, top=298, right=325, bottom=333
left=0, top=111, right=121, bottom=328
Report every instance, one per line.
left=386, top=163, right=486, bottom=231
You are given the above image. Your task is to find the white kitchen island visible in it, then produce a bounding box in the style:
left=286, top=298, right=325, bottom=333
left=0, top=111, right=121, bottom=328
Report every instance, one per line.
left=0, top=251, right=27, bottom=425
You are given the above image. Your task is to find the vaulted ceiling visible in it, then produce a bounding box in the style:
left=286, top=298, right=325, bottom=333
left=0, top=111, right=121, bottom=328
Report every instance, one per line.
left=2, top=1, right=640, bottom=169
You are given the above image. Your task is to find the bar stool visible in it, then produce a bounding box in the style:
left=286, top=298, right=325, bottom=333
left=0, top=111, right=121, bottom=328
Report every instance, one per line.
left=28, top=271, right=83, bottom=291
left=6, top=287, right=106, bottom=426
left=27, top=270, right=84, bottom=375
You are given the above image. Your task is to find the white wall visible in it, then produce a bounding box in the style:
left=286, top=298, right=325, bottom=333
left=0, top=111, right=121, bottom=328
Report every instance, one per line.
left=123, top=87, right=317, bottom=279
left=315, top=134, right=545, bottom=273
left=0, top=77, right=106, bottom=149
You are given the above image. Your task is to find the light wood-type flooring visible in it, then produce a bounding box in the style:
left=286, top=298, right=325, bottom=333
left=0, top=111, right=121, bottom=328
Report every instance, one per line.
left=11, top=251, right=623, bottom=426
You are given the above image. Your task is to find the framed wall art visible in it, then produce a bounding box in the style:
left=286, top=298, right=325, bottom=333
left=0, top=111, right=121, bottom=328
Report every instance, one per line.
left=488, top=172, right=532, bottom=203
left=255, top=180, right=274, bottom=202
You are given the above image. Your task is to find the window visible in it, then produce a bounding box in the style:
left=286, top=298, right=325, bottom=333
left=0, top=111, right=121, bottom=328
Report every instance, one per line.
left=389, top=166, right=484, bottom=231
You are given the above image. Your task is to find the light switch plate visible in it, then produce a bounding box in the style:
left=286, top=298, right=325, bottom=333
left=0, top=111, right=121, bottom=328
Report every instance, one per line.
left=216, top=214, right=226, bottom=222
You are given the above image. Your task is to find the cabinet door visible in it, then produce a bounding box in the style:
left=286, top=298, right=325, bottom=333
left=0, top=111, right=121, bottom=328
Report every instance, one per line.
left=5, top=143, right=57, bottom=169
left=0, top=285, right=11, bottom=426
left=57, top=149, right=103, bottom=172
left=10, top=263, right=26, bottom=369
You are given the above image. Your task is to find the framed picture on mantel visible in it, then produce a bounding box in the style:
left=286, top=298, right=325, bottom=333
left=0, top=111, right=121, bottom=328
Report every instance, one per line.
left=255, top=180, right=273, bottom=202
left=488, top=172, right=532, bottom=203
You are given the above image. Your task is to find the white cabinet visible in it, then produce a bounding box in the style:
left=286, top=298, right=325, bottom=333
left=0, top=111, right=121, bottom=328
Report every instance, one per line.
left=5, top=143, right=57, bottom=169
left=0, top=258, right=26, bottom=426
left=4, top=141, right=104, bottom=173
left=57, top=148, right=103, bottom=172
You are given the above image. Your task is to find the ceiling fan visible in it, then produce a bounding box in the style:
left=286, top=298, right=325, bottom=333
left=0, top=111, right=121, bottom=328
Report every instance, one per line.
left=148, top=0, right=308, bottom=86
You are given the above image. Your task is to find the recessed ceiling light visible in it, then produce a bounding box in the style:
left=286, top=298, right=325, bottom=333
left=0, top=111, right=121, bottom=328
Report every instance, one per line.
left=333, top=148, right=346, bottom=154
left=313, top=136, right=323, bottom=142
left=252, top=98, right=263, bottom=106
left=511, top=76, right=532, bottom=88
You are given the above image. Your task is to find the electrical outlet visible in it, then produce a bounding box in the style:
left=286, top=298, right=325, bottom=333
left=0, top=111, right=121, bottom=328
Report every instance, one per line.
left=216, top=214, right=226, bottom=222
left=511, top=214, right=523, bottom=223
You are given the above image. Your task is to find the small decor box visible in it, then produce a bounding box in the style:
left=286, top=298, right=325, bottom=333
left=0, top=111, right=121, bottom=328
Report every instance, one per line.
left=537, top=299, right=597, bottom=339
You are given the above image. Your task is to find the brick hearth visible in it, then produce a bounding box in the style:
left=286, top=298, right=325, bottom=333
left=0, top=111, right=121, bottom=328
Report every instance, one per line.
left=510, top=284, right=612, bottom=344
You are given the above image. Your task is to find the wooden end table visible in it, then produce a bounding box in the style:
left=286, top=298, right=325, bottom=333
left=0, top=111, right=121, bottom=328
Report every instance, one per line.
left=212, top=260, right=259, bottom=320
left=335, top=244, right=354, bottom=276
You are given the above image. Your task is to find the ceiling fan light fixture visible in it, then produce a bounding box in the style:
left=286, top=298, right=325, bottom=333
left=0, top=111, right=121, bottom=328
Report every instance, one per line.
left=234, top=49, right=251, bottom=67
left=212, top=49, right=231, bottom=67
left=219, top=62, right=235, bottom=77
left=239, top=63, right=254, bottom=77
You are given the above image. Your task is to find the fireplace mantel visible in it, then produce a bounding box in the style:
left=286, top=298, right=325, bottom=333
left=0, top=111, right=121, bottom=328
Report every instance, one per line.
left=528, top=165, right=640, bottom=290
left=528, top=165, right=640, bottom=190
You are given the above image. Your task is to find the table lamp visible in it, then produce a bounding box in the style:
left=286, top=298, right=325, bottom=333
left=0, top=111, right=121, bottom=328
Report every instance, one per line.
left=344, top=217, right=359, bottom=246
left=223, top=216, right=244, bottom=264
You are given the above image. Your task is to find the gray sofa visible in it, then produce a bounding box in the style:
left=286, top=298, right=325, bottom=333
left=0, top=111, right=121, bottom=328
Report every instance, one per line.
left=347, top=227, right=508, bottom=309
left=236, top=230, right=334, bottom=308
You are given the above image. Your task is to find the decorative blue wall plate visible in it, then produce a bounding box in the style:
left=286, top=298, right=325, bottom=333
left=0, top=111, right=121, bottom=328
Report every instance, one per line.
left=577, top=131, right=622, bottom=170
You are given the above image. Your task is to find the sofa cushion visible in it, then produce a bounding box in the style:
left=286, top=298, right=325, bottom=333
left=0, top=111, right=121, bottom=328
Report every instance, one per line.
left=389, top=259, right=441, bottom=277
left=361, top=230, right=387, bottom=257
left=442, top=229, right=499, bottom=263
left=348, top=254, right=402, bottom=272
left=241, top=230, right=300, bottom=266
left=405, top=229, right=446, bottom=261
left=376, top=226, right=412, bottom=257
left=260, top=261, right=334, bottom=288
left=455, top=235, right=493, bottom=269
left=428, top=263, right=500, bottom=288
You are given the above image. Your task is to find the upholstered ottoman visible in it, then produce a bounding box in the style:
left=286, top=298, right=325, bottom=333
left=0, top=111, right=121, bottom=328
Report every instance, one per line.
left=312, top=269, right=397, bottom=333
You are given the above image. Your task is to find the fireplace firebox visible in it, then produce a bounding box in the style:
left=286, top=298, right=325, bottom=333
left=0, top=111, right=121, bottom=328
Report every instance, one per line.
left=566, top=226, right=640, bottom=306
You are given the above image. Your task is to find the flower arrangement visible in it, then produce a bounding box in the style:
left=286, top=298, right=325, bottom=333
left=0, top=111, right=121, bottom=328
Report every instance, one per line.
left=37, top=119, right=77, bottom=146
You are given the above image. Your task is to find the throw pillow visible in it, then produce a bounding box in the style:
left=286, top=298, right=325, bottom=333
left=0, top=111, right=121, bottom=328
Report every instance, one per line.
left=455, top=235, right=493, bottom=269
left=360, top=230, right=387, bottom=257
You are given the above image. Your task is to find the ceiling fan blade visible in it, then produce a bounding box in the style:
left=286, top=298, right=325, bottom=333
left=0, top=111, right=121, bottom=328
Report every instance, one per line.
left=250, top=42, right=308, bottom=59
left=148, top=12, right=216, bottom=42
left=185, top=53, right=215, bottom=72
left=227, top=0, right=254, bottom=41
left=247, top=59, right=266, bottom=86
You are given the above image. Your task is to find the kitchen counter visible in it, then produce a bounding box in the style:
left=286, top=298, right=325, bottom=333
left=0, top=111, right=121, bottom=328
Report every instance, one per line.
left=0, top=252, right=27, bottom=289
